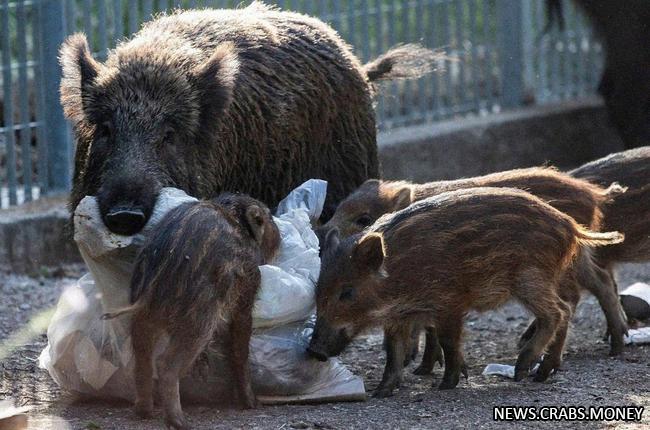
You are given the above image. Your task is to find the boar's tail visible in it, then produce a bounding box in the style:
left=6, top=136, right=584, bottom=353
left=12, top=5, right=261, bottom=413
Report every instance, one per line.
left=601, top=182, right=628, bottom=201
left=363, top=44, right=443, bottom=82
left=576, top=227, right=625, bottom=247
left=101, top=302, right=142, bottom=320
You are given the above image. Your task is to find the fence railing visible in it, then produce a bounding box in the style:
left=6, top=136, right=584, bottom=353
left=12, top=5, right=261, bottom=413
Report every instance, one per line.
left=0, top=0, right=603, bottom=208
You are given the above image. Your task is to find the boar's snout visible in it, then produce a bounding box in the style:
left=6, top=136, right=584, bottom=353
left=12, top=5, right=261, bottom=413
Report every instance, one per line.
left=104, top=207, right=147, bottom=235
left=97, top=174, right=161, bottom=236
left=306, top=345, right=329, bottom=362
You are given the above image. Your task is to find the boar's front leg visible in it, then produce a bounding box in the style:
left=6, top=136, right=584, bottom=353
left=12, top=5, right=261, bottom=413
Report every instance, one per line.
left=375, top=324, right=410, bottom=398
left=413, top=327, right=444, bottom=375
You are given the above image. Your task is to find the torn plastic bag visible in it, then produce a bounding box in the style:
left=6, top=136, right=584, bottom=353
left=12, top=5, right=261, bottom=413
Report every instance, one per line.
left=39, top=180, right=365, bottom=403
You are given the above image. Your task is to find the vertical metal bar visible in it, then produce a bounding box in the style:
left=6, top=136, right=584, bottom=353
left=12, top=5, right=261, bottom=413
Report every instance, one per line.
left=114, top=0, right=123, bottom=41
left=496, top=0, right=524, bottom=109
left=441, top=0, right=452, bottom=116
left=429, top=0, right=440, bottom=118
left=32, top=0, right=48, bottom=194
left=83, top=0, right=93, bottom=40
left=1, top=0, right=18, bottom=205
left=454, top=0, right=466, bottom=108
left=574, top=4, right=586, bottom=96
left=468, top=0, right=479, bottom=112
left=374, top=0, right=387, bottom=128
left=535, top=0, right=547, bottom=102
left=346, top=0, right=356, bottom=57
left=16, top=0, right=33, bottom=201
left=128, top=0, right=139, bottom=34
left=360, top=0, right=370, bottom=63
left=521, top=0, right=533, bottom=103
left=65, top=0, right=75, bottom=35
left=482, top=0, right=495, bottom=111
left=401, top=0, right=414, bottom=124
left=97, top=0, right=108, bottom=58
left=386, top=0, right=397, bottom=127
left=40, top=0, right=72, bottom=193
left=143, top=0, right=153, bottom=22
left=415, top=0, right=425, bottom=123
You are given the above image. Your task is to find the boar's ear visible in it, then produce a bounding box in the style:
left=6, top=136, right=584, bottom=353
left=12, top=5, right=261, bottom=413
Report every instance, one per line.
left=192, top=42, right=240, bottom=119
left=352, top=233, right=385, bottom=272
left=59, top=33, right=103, bottom=123
left=244, top=205, right=267, bottom=245
left=390, top=186, right=413, bottom=211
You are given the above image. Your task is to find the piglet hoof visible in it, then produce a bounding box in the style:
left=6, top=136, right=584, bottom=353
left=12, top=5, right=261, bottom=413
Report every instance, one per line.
left=437, top=378, right=458, bottom=390
left=164, top=413, right=189, bottom=430
left=513, top=365, right=529, bottom=382
left=532, top=359, right=559, bottom=382
left=438, top=372, right=460, bottom=390
left=609, top=341, right=624, bottom=357
left=412, top=364, right=433, bottom=376
left=461, top=363, right=469, bottom=380
left=373, top=385, right=396, bottom=398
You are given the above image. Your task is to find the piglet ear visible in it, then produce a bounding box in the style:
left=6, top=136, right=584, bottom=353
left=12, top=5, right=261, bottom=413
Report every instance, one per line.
left=324, top=228, right=341, bottom=251
left=244, top=205, right=266, bottom=245
left=352, top=233, right=385, bottom=272
left=59, top=33, right=103, bottom=123
left=192, top=42, right=239, bottom=119
left=391, top=187, right=412, bottom=211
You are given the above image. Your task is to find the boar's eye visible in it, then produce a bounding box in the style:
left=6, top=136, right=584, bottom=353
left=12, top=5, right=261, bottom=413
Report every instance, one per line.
left=339, top=286, right=356, bottom=301
left=97, top=120, right=113, bottom=139
left=355, top=214, right=373, bottom=227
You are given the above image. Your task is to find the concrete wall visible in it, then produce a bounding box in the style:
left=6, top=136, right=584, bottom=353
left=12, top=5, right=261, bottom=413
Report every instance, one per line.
left=379, top=98, right=624, bottom=182
left=0, top=98, right=625, bottom=274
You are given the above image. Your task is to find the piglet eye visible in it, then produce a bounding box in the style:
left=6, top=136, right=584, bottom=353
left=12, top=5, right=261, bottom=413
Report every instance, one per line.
left=355, top=214, right=373, bottom=227
left=339, top=286, right=356, bottom=301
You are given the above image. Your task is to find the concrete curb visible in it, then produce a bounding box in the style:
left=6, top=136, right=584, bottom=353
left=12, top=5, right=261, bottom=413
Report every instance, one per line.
left=0, top=196, right=80, bottom=274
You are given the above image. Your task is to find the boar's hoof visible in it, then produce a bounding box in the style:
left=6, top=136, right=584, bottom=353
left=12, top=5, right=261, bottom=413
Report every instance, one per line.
left=164, top=413, right=189, bottom=430
left=105, top=208, right=147, bottom=236
left=372, top=386, right=396, bottom=398
left=134, top=400, right=153, bottom=419
left=237, top=393, right=258, bottom=410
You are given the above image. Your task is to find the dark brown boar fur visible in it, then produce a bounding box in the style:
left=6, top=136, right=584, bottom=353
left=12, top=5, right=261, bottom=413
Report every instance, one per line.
left=571, top=147, right=650, bottom=266
left=319, top=167, right=629, bottom=366
left=309, top=188, right=624, bottom=396
left=103, top=193, right=280, bottom=430
left=60, top=2, right=440, bottom=236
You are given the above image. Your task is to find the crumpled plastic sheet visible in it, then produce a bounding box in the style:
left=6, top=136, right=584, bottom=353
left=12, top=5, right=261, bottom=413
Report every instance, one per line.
left=39, top=180, right=365, bottom=404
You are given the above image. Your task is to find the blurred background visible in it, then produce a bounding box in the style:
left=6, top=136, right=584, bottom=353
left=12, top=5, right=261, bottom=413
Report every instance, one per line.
left=1, top=0, right=603, bottom=208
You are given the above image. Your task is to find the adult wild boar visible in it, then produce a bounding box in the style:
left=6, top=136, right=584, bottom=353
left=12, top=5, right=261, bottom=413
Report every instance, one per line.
left=60, top=3, right=437, bottom=235
left=547, top=0, right=650, bottom=148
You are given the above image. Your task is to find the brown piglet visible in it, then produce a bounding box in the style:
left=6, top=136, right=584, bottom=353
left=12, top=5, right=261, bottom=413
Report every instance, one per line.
left=309, top=187, right=623, bottom=395
left=103, top=193, right=280, bottom=429
left=318, top=167, right=628, bottom=379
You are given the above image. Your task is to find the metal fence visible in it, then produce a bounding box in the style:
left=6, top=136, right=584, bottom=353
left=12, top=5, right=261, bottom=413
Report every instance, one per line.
left=0, top=0, right=602, bottom=208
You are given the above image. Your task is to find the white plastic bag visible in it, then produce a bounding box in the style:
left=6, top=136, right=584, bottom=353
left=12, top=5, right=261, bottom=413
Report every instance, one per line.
left=40, top=180, right=365, bottom=403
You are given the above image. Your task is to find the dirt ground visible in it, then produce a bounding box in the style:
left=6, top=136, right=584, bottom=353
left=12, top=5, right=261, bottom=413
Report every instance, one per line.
left=1, top=263, right=649, bottom=430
